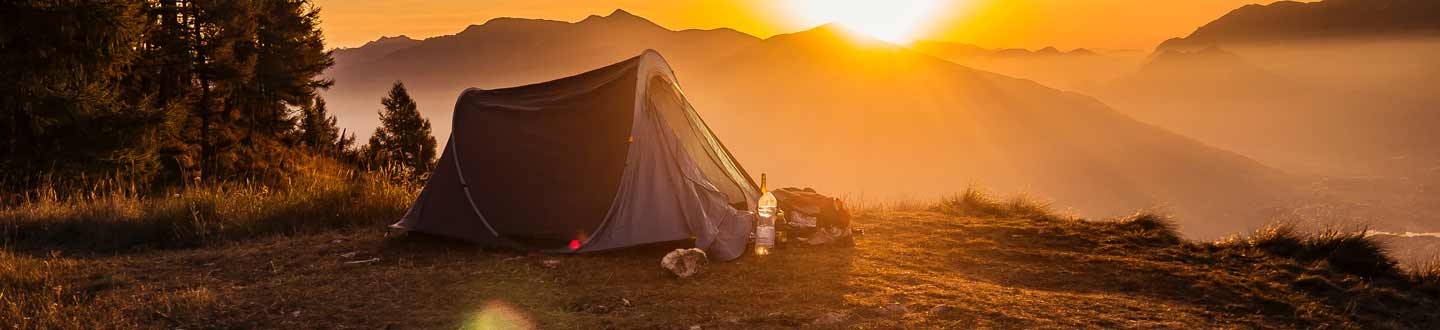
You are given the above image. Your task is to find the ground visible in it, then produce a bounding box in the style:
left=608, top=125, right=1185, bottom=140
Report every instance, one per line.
left=7, top=211, right=1438, bottom=329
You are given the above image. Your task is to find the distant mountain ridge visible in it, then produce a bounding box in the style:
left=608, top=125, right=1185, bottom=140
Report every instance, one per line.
left=906, top=40, right=1138, bottom=92
left=1160, top=0, right=1440, bottom=50
left=332, top=35, right=420, bottom=69
left=910, top=41, right=1099, bottom=58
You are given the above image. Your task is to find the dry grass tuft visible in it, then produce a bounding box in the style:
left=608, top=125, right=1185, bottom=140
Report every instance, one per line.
left=1412, top=257, right=1440, bottom=295
left=1306, top=228, right=1397, bottom=279
left=1108, top=211, right=1182, bottom=245
left=936, top=187, right=1059, bottom=221
left=838, top=194, right=932, bottom=215
left=1217, top=224, right=1400, bottom=280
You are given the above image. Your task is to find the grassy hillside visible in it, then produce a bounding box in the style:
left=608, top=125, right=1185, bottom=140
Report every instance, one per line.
left=4, top=186, right=1438, bottom=329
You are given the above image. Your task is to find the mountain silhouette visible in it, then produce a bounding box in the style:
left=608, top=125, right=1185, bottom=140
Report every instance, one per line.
left=911, top=41, right=1099, bottom=58
left=332, top=35, right=420, bottom=70
left=909, top=41, right=1138, bottom=92
left=323, top=11, right=1295, bottom=238
left=1159, top=0, right=1440, bottom=50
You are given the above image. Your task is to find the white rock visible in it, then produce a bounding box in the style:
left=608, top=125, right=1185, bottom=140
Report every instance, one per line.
left=661, top=248, right=708, bottom=278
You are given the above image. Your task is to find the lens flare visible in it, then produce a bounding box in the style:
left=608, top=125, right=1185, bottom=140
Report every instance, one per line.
left=784, top=0, right=947, bottom=43
left=460, top=301, right=533, bottom=330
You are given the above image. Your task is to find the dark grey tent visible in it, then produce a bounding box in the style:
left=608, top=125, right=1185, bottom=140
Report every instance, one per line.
left=393, top=50, right=761, bottom=261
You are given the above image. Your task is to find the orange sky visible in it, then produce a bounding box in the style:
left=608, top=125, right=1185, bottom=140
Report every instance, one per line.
left=314, top=0, right=1298, bottom=50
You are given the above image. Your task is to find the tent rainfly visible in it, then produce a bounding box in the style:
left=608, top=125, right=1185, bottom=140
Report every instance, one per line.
left=393, top=50, right=761, bottom=261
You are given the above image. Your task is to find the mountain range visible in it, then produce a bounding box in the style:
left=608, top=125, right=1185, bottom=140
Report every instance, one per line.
left=1159, top=0, right=1440, bottom=51
left=322, top=9, right=1294, bottom=238
left=1101, top=0, right=1440, bottom=179
left=908, top=41, right=1141, bottom=92
left=1096, top=0, right=1440, bottom=233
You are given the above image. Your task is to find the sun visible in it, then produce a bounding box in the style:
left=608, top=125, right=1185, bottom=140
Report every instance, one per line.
left=784, top=0, right=945, bottom=43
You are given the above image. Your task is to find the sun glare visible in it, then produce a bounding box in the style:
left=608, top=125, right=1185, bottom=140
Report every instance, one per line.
left=785, top=0, right=945, bottom=43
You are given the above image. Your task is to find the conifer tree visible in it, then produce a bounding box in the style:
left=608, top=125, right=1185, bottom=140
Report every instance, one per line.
left=367, top=82, right=437, bottom=181
left=0, top=0, right=164, bottom=186
left=298, top=96, right=346, bottom=155
left=1, top=0, right=336, bottom=188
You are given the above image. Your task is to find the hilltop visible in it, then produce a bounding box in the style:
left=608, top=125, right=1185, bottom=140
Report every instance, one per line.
left=7, top=193, right=1439, bottom=329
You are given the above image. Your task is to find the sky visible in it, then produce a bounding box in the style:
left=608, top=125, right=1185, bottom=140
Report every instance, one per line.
left=313, top=0, right=1297, bottom=51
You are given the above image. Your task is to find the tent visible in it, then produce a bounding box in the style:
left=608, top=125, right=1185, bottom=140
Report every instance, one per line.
left=393, top=50, right=761, bottom=261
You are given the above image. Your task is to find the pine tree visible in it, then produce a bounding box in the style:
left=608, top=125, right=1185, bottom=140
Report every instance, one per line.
left=178, top=0, right=259, bottom=180
left=367, top=82, right=437, bottom=181
left=298, top=96, right=346, bottom=155
left=0, top=0, right=164, bottom=187
left=1, top=0, right=336, bottom=188
left=249, top=0, right=333, bottom=138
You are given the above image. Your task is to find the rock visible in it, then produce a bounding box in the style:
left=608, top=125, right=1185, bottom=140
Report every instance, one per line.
left=339, top=251, right=358, bottom=258
left=661, top=248, right=708, bottom=278
left=343, top=258, right=380, bottom=264
left=882, top=303, right=909, bottom=315
left=812, top=312, right=848, bottom=326
left=688, top=326, right=702, bottom=330
left=541, top=259, right=561, bottom=269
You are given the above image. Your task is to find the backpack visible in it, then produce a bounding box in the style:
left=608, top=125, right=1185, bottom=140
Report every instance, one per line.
left=770, top=187, right=853, bottom=245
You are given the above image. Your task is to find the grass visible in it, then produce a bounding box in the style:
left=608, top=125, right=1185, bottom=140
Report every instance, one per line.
left=3, top=180, right=1439, bottom=329
left=1217, top=223, right=1401, bottom=280
left=6, top=211, right=1438, bottom=329
left=0, top=250, right=132, bottom=329
left=1413, top=258, right=1440, bottom=295
left=0, top=156, right=418, bottom=253
left=935, top=187, right=1061, bottom=221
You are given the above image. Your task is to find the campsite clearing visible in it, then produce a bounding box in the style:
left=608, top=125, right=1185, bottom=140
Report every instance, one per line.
left=9, top=210, right=1434, bottom=329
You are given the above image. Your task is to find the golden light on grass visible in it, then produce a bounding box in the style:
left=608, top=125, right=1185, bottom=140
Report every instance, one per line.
left=783, top=0, right=948, bottom=43
left=460, top=301, right=533, bottom=330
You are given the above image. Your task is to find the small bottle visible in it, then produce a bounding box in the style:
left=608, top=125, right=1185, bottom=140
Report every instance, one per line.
left=755, top=173, right=777, bottom=255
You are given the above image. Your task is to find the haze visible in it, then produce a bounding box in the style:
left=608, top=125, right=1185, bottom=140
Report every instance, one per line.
left=314, top=0, right=1309, bottom=50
